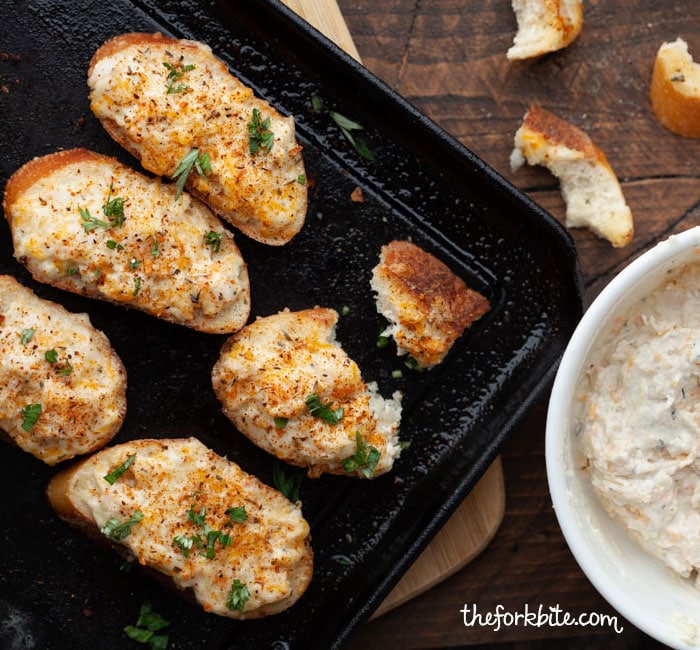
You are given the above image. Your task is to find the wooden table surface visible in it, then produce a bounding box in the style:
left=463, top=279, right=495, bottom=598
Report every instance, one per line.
left=330, top=1, right=700, bottom=648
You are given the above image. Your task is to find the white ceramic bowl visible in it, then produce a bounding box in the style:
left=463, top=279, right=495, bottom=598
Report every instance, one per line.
left=546, top=225, right=700, bottom=649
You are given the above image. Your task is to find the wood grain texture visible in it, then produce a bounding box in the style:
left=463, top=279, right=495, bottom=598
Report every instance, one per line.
left=338, top=0, right=700, bottom=647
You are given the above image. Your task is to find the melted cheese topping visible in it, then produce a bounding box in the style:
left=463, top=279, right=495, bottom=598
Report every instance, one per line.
left=88, top=35, right=307, bottom=245
left=8, top=156, right=249, bottom=333
left=0, top=276, right=126, bottom=464
left=68, top=437, right=311, bottom=617
left=212, top=308, right=402, bottom=478
left=577, top=261, right=700, bottom=583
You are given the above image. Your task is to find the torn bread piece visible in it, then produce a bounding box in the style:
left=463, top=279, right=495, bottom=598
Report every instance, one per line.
left=650, top=38, right=700, bottom=138
left=0, top=275, right=126, bottom=465
left=507, top=0, right=583, bottom=60
left=510, top=106, right=634, bottom=248
left=371, top=241, right=490, bottom=369
left=47, top=437, right=313, bottom=619
left=212, top=307, right=402, bottom=479
left=88, top=32, right=307, bottom=245
left=3, top=149, right=250, bottom=333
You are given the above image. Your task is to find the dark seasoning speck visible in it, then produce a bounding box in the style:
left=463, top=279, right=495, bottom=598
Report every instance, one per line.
left=0, top=0, right=582, bottom=649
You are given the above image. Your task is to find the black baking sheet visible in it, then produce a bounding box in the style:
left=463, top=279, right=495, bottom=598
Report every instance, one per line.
left=0, top=0, right=584, bottom=648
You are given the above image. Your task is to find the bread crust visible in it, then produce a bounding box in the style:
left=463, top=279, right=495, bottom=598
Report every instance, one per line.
left=3, top=148, right=250, bottom=333
left=370, top=241, right=490, bottom=368
left=511, top=106, right=634, bottom=248
left=88, top=32, right=307, bottom=246
left=47, top=437, right=313, bottom=618
left=650, top=38, right=700, bottom=138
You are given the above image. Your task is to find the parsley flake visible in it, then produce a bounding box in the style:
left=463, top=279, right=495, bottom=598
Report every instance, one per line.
left=187, top=505, right=207, bottom=527
left=204, top=230, right=223, bottom=253
left=171, top=148, right=211, bottom=200
left=342, top=431, right=380, bottom=478
left=20, top=328, right=35, bottom=345
left=305, top=392, right=344, bottom=424
left=101, top=510, right=143, bottom=542
left=20, top=403, right=41, bottom=431
left=272, top=460, right=304, bottom=503
left=329, top=111, right=376, bottom=162
left=103, top=184, right=126, bottom=227
left=163, top=60, right=195, bottom=94
left=226, top=506, right=248, bottom=524
left=273, top=416, right=288, bottom=429
left=133, top=276, right=142, bottom=296
left=106, top=240, right=124, bottom=251
left=226, top=579, right=250, bottom=612
left=44, top=348, right=58, bottom=364
left=79, top=206, right=111, bottom=232
left=104, top=453, right=136, bottom=485
left=124, top=601, right=169, bottom=649
left=248, top=107, right=274, bottom=155
left=150, top=236, right=161, bottom=258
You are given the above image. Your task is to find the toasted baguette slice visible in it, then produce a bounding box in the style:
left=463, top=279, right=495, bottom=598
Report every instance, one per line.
left=47, top=437, right=313, bottom=618
left=650, top=38, right=700, bottom=138
left=370, top=241, right=490, bottom=369
left=0, top=275, right=126, bottom=465
left=88, top=32, right=307, bottom=246
left=507, top=0, right=583, bottom=60
left=510, top=106, right=634, bottom=248
left=3, top=148, right=250, bottom=333
left=212, top=307, right=403, bottom=478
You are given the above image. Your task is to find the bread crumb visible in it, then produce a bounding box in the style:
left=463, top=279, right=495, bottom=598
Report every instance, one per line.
left=350, top=187, right=364, bottom=202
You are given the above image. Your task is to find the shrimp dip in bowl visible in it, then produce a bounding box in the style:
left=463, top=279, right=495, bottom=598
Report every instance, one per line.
left=546, top=225, right=700, bottom=649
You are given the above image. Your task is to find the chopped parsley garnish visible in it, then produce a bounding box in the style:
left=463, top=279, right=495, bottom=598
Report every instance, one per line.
left=175, top=504, right=233, bottom=560
left=226, top=579, right=250, bottom=612
left=150, top=236, right=160, bottom=258
left=103, top=184, right=126, bottom=227
left=124, top=601, right=170, bottom=649
left=273, top=416, right=288, bottom=429
left=342, top=431, right=380, bottom=478
left=101, top=510, right=144, bottom=542
left=45, top=349, right=72, bottom=375
left=20, top=403, right=41, bottom=431
left=305, top=392, right=344, bottom=425
left=272, top=460, right=304, bottom=503
left=297, top=173, right=306, bottom=185
left=20, top=328, right=35, bottom=345
left=106, top=240, right=124, bottom=251
left=311, top=95, right=324, bottom=112
left=133, top=276, right=142, bottom=296
left=404, top=356, right=424, bottom=371
left=391, top=369, right=403, bottom=379
left=187, top=505, right=207, bottom=527
left=204, top=230, right=223, bottom=253
left=79, top=206, right=111, bottom=232
left=247, top=107, right=274, bottom=155
left=163, top=60, right=195, bottom=94
left=103, top=453, right=136, bottom=485
left=376, top=334, right=390, bottom=349
left=171, top=148, right=211, bottom=200
left=130, top=258, right=142, bottom=270
left=329, top=111, right=376, bottom=162
left=66, top=267, right=80, bottom=276
left=398, top=440, right=412, bottom=451
left=226, top=506, right=248, bottom=524
left=340, top=305, right=350, bottom=316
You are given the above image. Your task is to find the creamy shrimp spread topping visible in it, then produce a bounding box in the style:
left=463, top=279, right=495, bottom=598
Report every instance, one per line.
left=577, top=261, right=700, bottom=583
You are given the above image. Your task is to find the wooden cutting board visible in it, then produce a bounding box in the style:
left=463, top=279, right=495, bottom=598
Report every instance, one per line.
left=280, top=0, right=507, bottom=617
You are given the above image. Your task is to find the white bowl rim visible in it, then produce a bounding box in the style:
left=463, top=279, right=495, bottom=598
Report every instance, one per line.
left=546, top=225, right=700, bottom=648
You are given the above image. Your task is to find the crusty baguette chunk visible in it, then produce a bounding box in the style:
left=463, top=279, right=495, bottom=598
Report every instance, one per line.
left=510, top=106, right=634, bottom=248
left=507, top=0, right=583, bottom=60
left=650, top=38, right=700, bottom=138
left=370, top=241, right=490, bottom=369
left=3, top=148, right=250, bottom=333
left=212, top=307, right=403, bottom=479
left=47, top=437, right=313, bottom=618
left=88, top=32, right=307, bottom=245
left=0, top=275, right=125, bottom=465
